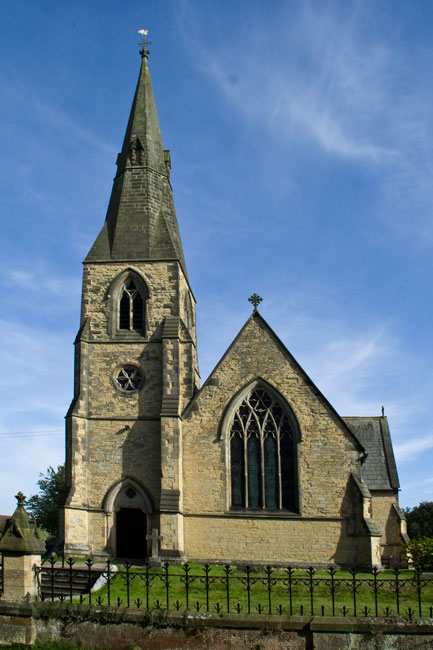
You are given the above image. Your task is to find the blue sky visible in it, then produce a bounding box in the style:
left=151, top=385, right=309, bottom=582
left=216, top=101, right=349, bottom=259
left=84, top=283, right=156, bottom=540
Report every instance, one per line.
left=1, top=0, right=433, bottom=515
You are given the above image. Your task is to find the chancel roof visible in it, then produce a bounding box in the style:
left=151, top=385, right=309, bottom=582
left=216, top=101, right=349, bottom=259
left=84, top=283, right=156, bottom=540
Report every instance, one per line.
left=343, top=416, right=400, bottom=491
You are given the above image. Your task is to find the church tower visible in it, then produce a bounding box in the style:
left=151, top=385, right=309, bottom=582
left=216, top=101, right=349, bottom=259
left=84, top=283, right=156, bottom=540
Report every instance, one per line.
left=63, top=46, right=199, bottom=560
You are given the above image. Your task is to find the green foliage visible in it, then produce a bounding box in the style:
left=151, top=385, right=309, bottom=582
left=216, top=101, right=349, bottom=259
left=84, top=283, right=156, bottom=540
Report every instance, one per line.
left=405, top=537, right=433, bottom=571
left=404, top=501, right=433, bottom=539
left=26, top=464, right=67, bottom=537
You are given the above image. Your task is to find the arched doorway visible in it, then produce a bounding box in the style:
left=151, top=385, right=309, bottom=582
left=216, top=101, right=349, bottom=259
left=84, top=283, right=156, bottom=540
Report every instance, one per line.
left=116, top=507, right=147, bottom=559
left=104, top=479, right=153, bottom=560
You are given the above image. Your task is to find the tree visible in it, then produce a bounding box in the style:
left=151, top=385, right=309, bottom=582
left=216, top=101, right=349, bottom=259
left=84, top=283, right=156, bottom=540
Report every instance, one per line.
left=26, top=464, right=67, bottom=538
left=405, top=538, right=433, bottom=571
left=404, top=501, right=433, bottom=539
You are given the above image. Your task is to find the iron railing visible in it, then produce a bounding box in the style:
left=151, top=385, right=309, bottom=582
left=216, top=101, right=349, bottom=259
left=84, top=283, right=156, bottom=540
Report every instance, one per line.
left=34, top=559, right=433, bottom=619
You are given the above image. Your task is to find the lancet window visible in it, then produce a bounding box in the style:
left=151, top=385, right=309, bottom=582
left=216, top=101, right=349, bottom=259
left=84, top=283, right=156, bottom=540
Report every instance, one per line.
left=118, top=278, right=145, bottom=331
left=230, top=388, right=297, bottom=511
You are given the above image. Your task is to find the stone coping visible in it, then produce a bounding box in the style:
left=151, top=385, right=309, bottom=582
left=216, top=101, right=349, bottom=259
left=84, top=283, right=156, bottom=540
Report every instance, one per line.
left=1, top=601, right=432, bottom=635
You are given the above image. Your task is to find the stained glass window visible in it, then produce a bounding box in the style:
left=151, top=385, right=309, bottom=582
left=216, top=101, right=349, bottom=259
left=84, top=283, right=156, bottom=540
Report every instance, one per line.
left=229, top=388, right=297, bottom=511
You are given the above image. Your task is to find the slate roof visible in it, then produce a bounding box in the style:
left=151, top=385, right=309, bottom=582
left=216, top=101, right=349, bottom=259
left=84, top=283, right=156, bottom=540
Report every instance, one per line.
left=343, top=416, right=400, bottom=491
left=0, top=514, right=10, bottom=533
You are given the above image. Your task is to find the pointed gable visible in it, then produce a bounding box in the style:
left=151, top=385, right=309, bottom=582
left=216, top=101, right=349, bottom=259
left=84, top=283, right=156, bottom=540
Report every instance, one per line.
left=184, top=312, right=364, bottom=452
left=182, top=311, right=364, bottom=521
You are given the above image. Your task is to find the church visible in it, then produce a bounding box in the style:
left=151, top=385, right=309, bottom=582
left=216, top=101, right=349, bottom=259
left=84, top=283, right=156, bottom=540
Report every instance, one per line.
left=61, top=46, right=408, bottom=568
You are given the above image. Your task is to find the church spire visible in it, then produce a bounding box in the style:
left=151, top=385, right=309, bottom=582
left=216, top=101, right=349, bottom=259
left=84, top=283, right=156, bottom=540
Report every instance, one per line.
left=85, top=46, right=188, bottom=277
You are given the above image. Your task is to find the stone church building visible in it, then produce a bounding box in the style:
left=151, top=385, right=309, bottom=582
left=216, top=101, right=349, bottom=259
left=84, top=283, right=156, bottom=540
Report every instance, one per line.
left=62, top=49, right=407, bottom=568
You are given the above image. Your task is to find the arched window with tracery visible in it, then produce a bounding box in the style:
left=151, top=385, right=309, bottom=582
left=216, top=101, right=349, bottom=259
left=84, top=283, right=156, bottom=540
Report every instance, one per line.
left=230, top=387, right=297, bottom=511
left=118, top=278, right=145, bottom=331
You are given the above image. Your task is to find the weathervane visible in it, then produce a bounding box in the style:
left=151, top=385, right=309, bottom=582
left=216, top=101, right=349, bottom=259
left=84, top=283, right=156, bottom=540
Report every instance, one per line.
left=248, top=293, right=263, bottom=312
left=138, top=29, right=152, bottom=57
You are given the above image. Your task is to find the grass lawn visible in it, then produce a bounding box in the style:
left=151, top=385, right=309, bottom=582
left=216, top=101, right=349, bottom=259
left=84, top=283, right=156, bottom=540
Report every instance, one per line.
left=64, top=563, right=433, bottom=618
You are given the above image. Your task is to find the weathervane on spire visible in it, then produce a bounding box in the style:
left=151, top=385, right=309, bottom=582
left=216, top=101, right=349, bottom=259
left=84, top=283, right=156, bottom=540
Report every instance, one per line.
left=138, top=29, right=152, bottom=57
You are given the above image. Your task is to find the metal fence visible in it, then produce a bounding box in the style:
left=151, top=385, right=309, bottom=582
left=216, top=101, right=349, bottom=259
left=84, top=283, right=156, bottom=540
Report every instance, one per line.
left=34, top=559, right=433, bottom=619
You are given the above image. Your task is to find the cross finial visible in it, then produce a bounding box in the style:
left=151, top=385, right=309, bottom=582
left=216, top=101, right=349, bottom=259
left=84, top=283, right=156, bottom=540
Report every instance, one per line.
left=248, top=293, right=263, bottom=312
left=138, top=29, right=152, bottom=58
left=381, top=406, right=385, bottom=416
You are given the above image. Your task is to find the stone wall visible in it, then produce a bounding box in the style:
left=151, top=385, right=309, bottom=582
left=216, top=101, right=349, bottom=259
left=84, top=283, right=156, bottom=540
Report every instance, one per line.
left=182, top=314, right=370, bottom=565
left=371, top=491, right=406, bottom=565
left=1, top=602, right=433, bottom=650
left=64, top=254, right=198, bottom=557
left=183, top=516, right=355, bottom=565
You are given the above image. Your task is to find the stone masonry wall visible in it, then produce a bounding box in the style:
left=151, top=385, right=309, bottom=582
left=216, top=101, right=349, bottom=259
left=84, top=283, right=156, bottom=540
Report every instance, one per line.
left=86, top=419, right=161, bottom=507
left=65, top=255, right=198, bottom=556
left=3, top=603, right=433, bottom=650
left=371, top=491, right=398, bottom=541
left=182, top=315, right=364, bottom=565
left=81, top=261, right=179, bottom=338
left=184, top=516, right=356, bottom=565
left=371, top=491, right=404, bottom=564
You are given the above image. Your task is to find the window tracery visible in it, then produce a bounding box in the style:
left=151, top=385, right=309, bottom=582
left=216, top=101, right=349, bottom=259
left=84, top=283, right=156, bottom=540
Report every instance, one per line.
left=118, top=278, right=145, bottom=331
left=230, top=388, right=297, bottom=511
left=114, top=365, right=143, bottom=392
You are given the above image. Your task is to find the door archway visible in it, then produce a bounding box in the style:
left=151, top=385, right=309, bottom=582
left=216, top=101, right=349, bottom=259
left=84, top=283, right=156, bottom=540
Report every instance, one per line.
left=104, top=479, right=153, bottom=560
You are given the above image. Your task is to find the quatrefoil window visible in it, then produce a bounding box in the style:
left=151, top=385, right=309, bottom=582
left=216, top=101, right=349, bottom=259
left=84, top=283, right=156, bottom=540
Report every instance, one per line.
left=114, top=365, right=143, bottom=392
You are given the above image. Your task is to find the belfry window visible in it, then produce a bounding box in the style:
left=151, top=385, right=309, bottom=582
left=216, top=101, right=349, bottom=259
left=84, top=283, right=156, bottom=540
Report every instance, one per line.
left=230, top=388, right=297, bottom=511
left=119, top=279, right=144, bottom=331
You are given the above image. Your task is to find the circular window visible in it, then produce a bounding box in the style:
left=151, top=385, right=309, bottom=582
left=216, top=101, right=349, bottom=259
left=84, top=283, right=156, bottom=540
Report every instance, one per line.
left=114, top=365, right=143, bottom=392
left=125, top=487, right=136, bottom=499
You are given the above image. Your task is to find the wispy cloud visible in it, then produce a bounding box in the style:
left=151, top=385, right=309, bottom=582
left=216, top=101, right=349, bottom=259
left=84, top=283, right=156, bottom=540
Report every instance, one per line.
left=7, top=268, right=80, bottom=298
left=405, top=477, right=433, bottom=491
left=0, top=318, right=71, bottom=409
left=197, top=285, right=394, bottom=417
left=178, top=1, right=433, bottom=242
left=179, top=3, right=397, bottom=163
left=1, top=84, right=115, bottom=157
left=394, top=436, right=433, bottom=463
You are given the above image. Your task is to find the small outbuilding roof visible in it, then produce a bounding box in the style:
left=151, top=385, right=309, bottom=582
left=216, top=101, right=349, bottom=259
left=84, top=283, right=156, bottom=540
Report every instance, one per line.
left=343, top=416, right=400, bottom=491
left=0, top=492, right=45, bottom=553
left=0, top=514, right=10, bottom=533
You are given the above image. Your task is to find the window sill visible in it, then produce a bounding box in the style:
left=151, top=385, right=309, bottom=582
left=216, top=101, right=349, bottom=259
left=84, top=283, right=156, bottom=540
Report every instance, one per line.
left=227, top=509, right=301, bottom=519
left=110, top=331, right=147, bottom=341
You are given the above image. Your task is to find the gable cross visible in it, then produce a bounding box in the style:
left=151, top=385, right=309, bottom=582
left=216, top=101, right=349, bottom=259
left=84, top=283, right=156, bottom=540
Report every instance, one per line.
left=248, top=293, right=263, bottom=312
